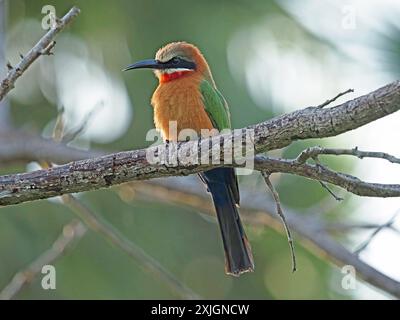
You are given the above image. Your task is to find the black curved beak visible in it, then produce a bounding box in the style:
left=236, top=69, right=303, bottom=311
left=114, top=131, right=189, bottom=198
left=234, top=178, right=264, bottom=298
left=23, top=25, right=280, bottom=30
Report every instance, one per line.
left=123, top=59, right=163, bottom=71
left=123, top=58, right=196, bottom=72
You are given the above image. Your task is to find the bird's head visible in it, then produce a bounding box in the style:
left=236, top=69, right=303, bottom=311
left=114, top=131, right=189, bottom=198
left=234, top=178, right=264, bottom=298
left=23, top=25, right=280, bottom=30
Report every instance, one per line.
left=124, top=41, right=213, bottom=84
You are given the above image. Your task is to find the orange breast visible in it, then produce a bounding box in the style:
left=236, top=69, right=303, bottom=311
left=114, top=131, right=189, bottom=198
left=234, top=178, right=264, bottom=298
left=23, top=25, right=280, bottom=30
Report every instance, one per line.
left=151, top=76, right=214, bottom=141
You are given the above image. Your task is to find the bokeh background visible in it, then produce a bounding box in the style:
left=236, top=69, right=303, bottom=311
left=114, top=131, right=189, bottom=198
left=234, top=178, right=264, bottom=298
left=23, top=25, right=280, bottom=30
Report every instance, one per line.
left=0, top=0, right=400, bottom=299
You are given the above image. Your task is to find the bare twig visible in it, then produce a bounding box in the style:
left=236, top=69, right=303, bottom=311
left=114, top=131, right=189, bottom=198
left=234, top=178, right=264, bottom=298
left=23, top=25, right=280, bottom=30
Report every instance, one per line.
left=325, top=223, right=400, bottom=235
left=318, top=181, right=344, bottom=201
left=312, top=155, right=344, bottom=201
left=0, top=6, right=80, bottom=101
left=61, top=102, right=104, bottom=143
left=354, top=211, right=400, bottom=255
left=262, top=172, right=297, bottom=272
left=0, top=219, right=86, bottom=300
left=296, top=146, right=400, bottom=165
left=0, top=1, right=12, bottom=130
left=316, top=88, right=354, bottom=108
left=1, top=80, right=400, bottom=204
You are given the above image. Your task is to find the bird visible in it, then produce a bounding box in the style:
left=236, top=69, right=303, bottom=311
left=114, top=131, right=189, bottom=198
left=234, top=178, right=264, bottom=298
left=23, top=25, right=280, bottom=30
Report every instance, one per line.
left=124, top=41, right=254, bottom=276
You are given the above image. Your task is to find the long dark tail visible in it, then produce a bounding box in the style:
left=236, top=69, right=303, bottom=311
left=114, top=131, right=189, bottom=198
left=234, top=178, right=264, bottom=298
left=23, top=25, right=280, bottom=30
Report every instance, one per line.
left=199, top=168, right=254, bottom=276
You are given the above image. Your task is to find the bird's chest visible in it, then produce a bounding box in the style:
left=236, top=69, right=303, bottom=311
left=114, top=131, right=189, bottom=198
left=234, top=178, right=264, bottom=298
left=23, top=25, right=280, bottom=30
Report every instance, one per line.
left=151, top=82, right=214, bottom=141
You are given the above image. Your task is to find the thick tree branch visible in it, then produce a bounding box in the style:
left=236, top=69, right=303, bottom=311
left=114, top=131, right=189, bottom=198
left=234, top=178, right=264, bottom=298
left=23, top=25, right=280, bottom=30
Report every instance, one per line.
left=250, top=80, right=400, bottom=153
left=0, top=6, right=80, bottom=101
left=1, top=80, right=400, bottom=205
left=354, top=211, right=400, bottom=256
left=1, top=150, right=399, bottom=206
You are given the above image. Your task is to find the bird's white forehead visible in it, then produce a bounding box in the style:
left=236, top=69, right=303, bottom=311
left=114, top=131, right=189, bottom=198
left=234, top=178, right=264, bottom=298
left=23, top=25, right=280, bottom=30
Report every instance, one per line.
left=156, top=46, right=189, bottom=63
left=156, top=51, right=176, bottom=62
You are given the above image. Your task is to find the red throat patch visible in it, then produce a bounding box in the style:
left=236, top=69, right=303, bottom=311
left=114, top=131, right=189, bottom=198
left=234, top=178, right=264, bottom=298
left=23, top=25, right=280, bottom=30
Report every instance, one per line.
left=160, top=70, right=192, bottom=83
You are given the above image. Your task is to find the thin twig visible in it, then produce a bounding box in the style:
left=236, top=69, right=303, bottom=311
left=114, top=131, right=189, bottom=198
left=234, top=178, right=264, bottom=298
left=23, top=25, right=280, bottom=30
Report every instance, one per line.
left=354, top=211, right=400, bottom=255
left=323, top=222, right=400, bottom=233
left=61, top=102, right=104, bottom=143
left=0, top=6, right=80, bottom=101
left=262, top=172, right=297, bottom=273
left=313, top=155, right=344, bottom=201
left=296, top=146, right=400, bottom=165
left=0, top=219, right=86, bottom=300
left=316, top=88, right=354, bottom=108
left=318, top=181, right=344, bottom=201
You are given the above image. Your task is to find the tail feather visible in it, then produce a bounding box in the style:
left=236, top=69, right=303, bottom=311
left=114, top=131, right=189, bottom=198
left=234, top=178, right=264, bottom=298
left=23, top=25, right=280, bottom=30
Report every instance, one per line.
left=200, top=168, right=254, bottom=276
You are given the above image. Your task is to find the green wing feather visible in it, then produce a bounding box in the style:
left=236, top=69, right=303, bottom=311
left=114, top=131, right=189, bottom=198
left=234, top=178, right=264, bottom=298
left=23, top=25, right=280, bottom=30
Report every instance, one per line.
left=200, top=79, right=231, bottom=130
left=200, top=79, right=240, bottom=204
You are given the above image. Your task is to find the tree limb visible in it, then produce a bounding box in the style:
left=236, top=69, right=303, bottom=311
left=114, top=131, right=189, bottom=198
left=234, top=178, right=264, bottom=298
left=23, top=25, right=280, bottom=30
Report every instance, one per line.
left=1, top=80, right=400, bottom=205
left=316, top=88, right=354, bottom=108
left=262, top=172, right=297, bottom=273
left=0, top=0, right=12, bottom=129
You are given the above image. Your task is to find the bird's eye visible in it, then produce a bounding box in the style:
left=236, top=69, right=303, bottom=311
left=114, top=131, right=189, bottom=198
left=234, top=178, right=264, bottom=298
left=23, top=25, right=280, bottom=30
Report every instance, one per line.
left=172, top=57, right=180, bottom=65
